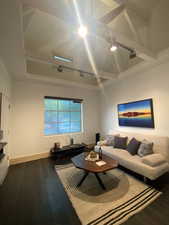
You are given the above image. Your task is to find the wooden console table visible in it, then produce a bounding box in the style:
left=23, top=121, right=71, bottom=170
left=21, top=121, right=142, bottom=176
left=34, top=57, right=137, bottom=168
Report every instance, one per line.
left=50, top=143, right=86, bottom=159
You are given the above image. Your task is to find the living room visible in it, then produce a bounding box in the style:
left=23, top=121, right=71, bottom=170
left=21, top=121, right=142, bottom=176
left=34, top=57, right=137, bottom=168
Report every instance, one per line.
left=0, top=0, right=169, bottom=225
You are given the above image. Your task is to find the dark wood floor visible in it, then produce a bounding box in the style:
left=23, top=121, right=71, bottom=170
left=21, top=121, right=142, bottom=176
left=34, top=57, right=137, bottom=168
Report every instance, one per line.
left=0, top=158, right=169, bottom=225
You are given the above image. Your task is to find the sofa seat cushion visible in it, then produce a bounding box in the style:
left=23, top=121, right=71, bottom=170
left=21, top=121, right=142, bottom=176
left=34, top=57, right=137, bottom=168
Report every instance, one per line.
left=142, top=154, right=166, bottom=167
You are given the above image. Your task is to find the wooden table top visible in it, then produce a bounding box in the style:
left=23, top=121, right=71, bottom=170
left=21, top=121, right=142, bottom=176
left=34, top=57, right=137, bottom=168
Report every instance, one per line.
left=71, top=152, right=118, bottom=173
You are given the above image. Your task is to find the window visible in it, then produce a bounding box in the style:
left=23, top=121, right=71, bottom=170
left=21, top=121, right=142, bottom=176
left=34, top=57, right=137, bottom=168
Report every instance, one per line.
left=44, top=96, right=83, bottom=135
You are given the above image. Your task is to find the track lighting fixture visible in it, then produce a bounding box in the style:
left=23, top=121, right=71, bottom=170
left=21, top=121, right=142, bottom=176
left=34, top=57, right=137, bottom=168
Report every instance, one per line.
left=110, top=39, right=136, bottom=59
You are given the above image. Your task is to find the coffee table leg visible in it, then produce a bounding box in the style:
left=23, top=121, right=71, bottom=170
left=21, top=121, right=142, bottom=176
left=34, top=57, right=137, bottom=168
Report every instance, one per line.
left=95, top=173, right=106, bottom=190
left=77, top=172, right=89, bottom=187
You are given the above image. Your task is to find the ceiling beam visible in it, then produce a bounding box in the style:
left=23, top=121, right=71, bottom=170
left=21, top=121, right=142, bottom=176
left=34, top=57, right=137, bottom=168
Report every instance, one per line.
left=125, top=6, right=149, bottom=28
left=123, top=9, right=140, bottom=43
left=99, top=0, right=118, bottom=8
left=26, top=56, right=117, bottom=80
left=23, top=9, right=36, bottom=33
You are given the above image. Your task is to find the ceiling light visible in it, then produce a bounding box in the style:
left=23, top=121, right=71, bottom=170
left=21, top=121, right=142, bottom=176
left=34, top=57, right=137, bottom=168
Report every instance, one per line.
left=53, top=55, right=72, bottom=63
left=78, top=25, right=88, bottom=38
left=110, top=44, right=117, bottom=52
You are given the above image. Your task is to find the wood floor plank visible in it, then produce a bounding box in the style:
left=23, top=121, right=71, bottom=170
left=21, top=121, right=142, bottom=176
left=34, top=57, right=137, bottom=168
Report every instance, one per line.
left=0, top=158, right=169, bottom=225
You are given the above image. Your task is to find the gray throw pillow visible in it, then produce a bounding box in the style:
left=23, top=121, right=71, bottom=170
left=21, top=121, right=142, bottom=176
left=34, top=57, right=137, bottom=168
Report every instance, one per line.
left=105, top=135, right=119, bottom=146
left=137, top=139, right=153, bottom=157
left=127, top=138, right=141, bottom=155
left=114, top=136, right=128, bottom=149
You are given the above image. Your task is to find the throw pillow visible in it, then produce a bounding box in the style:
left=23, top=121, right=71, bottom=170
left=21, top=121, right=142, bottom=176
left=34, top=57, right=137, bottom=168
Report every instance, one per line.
left=114, top=136, right=128, bottom=149
left=137, top=139, right=153, bottom=157
left=142, top=154, right=166, bottom=167
left=105, top=134, right=119, bottom=146
left=127, top=138, right=141, bottom=155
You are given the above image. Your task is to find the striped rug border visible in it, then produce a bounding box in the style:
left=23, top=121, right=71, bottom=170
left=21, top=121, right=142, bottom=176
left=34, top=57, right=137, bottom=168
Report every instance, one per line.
left=87, top=187, right=161, bottom=225
left=107, top=190, right=160, bottom=225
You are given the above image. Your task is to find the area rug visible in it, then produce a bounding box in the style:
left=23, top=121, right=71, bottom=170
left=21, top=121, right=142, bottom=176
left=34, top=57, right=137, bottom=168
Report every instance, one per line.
left=55, top=165, right=161, bottom=225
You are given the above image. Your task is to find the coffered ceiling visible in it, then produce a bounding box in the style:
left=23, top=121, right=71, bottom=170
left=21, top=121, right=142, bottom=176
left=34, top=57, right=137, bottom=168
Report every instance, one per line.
left=1, top=0, right=169, bottom=88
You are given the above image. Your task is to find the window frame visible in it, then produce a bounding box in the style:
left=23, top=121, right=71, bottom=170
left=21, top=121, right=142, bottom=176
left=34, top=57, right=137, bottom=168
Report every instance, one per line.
left=44, top=96, right=83, bottom=136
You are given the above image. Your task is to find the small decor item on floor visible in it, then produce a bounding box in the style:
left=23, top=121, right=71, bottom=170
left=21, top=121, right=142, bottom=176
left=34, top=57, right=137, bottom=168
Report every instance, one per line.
left=85, top=151, right=99, bottom=161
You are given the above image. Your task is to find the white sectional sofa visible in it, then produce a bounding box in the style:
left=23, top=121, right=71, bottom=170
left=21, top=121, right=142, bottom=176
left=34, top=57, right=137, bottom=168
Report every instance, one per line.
left=95, top=131, right=169, bottom=180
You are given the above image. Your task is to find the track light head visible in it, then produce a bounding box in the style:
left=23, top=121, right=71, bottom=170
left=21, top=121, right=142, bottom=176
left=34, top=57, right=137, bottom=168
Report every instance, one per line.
left=129, top=51, right=137, bottom=59
left=57, top=65, right=63, bottom=72
left=110, top=44, right=118, bottom=52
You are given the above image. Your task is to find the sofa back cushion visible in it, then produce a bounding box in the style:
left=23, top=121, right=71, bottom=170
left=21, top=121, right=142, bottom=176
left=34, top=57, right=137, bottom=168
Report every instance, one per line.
left=105, top=134, right=119, bottom=146
left=113, top=131, right=169, bottom=162
left=114, top=136, right=128, bottom=149
left=127, top=138, right=141, bottom=155
left=137, top=139, right=153, bottom=157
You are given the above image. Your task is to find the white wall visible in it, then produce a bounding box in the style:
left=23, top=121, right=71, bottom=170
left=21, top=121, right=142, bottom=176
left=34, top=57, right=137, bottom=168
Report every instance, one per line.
left=0, top=57, right=12, bottom=184
left=11, top=80, right=100, bottom=159
left=0, top=58, right=12, bottom=154
left=101, top=60, right=169, bottom=137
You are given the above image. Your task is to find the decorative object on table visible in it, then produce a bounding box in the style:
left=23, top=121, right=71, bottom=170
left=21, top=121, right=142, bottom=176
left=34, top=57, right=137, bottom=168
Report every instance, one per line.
left=70, top=137, right=74, bottom=145
left=97, top=142, right=104, bottom=159
left=85, top=151, right=99, bottom=161
left=96, top=160, right=106, bottom=166
left=98, top=146, right=102, bottom=159
left=95, top=132, right=100, bottom=144
left=54, top=142, right=61, bottom=151
left=118, top=98, right=155, bottom=128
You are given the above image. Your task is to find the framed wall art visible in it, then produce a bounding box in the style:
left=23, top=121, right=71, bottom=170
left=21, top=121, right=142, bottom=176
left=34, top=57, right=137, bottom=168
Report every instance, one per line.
left=118, top=99, right=155, bottom=128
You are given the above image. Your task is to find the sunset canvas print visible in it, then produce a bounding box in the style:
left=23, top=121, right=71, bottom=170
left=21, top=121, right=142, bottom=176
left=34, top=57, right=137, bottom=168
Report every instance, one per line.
left=118, top=99, right=154, bottom=128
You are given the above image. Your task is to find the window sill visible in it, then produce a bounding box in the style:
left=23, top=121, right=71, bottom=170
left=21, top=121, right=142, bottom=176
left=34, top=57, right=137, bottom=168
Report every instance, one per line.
left=44, top=132, right=84, bottom=138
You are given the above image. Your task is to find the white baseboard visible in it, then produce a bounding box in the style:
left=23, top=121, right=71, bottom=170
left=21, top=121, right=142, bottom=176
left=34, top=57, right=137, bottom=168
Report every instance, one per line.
left=10, top=152, right=50, bottom=165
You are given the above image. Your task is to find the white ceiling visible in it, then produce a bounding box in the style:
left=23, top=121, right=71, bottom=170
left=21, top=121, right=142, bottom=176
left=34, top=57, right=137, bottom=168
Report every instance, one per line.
left=1, top=0, right=169, bottom=88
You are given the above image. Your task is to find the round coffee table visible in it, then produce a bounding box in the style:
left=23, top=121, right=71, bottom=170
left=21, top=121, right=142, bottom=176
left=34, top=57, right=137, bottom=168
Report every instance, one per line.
left=71, top=153, right=118, bottom=190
